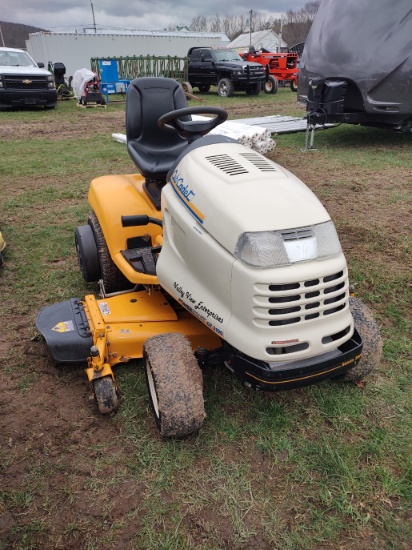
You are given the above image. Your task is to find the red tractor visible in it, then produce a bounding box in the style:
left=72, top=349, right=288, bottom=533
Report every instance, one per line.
left=241, top=48, right=299, bottom=94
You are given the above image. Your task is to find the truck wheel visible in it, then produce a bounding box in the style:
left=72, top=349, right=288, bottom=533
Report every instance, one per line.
left=290, top=79, right=298, bottom=92
left=88, top=212, right=133, bottom=294
left=217, top=78, right=234, bottom=97
left=144, top=332, right=206, bottom=438
left=264, top=76, right=278, bottom=94
left=198, top=84, right=210, bottom=93
left=335, top=297, right=383, bottom=382
left=93, top=376, right=119, bottom=415
left=246, top=82, right=261, bottom=96
left=74, top=224, right=100, bottom=282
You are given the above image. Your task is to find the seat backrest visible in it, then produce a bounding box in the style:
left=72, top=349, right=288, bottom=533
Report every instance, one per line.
left=126, top=77, right=189, bottom=180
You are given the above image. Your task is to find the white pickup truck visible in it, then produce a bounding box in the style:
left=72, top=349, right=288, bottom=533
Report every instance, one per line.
left=0, top=47, right=57, bottom=109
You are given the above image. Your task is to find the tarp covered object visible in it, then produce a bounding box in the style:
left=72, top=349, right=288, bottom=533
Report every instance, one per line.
left=72, top=68, right=97, bottom=99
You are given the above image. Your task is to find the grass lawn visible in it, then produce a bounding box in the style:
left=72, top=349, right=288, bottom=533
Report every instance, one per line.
left=0, top=87, right=411, bottom=549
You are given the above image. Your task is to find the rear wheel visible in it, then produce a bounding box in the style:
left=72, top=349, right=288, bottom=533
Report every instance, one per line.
left=217, top=78, right=234, bottom=97
left=74, top=224, right=100, bottom=282
left=335, top=297, right=382, bottom=382
left=93, top=376, right=118, bottom=415
left=246, top=82, right=261, bottom=96
left=88, top=212, right=133, bottom=293
left=198, top=84, right=210, bottom=93
left=264, top=76, right=278, bottom=94
left=144, top=332, right=206, bottom=438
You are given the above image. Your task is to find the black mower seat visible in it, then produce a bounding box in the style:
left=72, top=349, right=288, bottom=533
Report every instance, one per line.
left=126, top=77, right=190, bottom=180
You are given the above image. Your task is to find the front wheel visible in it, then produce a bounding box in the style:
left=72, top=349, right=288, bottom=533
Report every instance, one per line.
left=335, top=297, right=382, bottom=382
left=264, top=76, right=278, bottom=94
left=290, top=79, right=298, bottom=92
left=217, top=78, right=234, bottom=97
left=144, top=332, right=206, bottom=438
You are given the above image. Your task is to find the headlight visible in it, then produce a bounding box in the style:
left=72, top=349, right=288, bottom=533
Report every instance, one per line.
left=234, top=221, right=342, bottom=268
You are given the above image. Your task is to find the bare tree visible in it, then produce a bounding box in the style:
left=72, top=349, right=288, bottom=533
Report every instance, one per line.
left=188, top=2, right=320, bottom=45
left=189, top=15, right=208, bottom=32
left=209, top=14, right=222, bottom=33
left=281, top=1, right=320, bottom=46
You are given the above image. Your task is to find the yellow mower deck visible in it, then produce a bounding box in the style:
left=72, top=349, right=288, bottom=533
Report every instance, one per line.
left=37, top=288, right=221, bottom=383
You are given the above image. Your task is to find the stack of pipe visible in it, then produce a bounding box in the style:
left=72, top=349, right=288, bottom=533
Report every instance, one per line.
left=192, top=115, right=275, bottom=154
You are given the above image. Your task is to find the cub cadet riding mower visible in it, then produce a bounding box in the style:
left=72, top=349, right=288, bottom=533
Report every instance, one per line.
left=36, top=77, right=382, bottom=438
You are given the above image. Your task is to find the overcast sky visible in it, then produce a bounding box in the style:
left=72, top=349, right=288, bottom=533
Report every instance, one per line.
left=3, top=1, right=306, bottom=32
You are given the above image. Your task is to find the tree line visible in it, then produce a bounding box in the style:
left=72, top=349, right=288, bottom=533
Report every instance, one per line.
left=184, top=1, right=321, bottom=47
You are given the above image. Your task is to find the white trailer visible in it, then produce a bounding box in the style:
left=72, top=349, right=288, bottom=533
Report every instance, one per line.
left=26, top=31, right=224, bottom=79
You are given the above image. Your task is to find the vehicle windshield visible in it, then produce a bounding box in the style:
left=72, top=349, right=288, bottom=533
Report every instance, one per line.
left=213, top=50, right=243, bottom=62
left=0, top=51, right=36, bottom=67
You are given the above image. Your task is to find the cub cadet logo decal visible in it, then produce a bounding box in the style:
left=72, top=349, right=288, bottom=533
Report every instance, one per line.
left=173, top=281, right=224, bottom=336
left=170, top=169, right=204, bottom=224
left=52, top=320, right=74, bottom=333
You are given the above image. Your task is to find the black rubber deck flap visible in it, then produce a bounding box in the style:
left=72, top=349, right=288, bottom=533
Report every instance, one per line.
left=36, top=298, right=93, bottom=363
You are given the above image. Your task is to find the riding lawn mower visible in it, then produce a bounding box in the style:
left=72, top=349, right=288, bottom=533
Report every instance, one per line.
left=36, top=77, right=382, bottom=438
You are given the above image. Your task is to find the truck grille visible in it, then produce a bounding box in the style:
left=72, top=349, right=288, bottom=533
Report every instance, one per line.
left=254, top=270, right=348, bottom=327
left=3, top=74, right=49, bottom=90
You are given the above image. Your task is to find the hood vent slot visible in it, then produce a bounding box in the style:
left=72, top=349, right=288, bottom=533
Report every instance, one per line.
left=205, top=154, right=249, bottom=176
left=240, top=152, right=277, bottom=172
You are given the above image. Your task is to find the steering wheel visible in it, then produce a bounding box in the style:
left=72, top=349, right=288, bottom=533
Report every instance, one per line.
left=158, top=106, right=228, bottom=142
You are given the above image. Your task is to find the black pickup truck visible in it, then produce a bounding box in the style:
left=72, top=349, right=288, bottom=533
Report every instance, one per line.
left=188, top=47, right=267, bottom=97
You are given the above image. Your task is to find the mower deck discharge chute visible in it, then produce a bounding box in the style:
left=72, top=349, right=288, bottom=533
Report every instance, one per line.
left=37, top=77, right=382, bottom=438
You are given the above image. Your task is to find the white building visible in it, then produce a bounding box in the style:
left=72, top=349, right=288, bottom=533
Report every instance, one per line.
left=228, top=30, right=287, bottom=54
left=26, top=30, right=228, bottom=78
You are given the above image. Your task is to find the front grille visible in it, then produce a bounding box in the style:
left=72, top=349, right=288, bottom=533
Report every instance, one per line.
left=254, top=270, right=349, bottom=327
left=3, top=74, right=49, bottom=90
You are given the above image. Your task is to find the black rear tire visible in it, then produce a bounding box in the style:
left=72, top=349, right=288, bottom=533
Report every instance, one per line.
left=88, top=212, right=133, bottom=293
left=198, top=84, right=210, bottom=93
left=144, top=332, right=205, bottom=438
left=246, top=82, right=261, bottom=96
left=74, top=224, right=100, bottom=282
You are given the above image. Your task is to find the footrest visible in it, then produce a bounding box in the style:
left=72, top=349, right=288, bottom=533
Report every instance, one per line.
left=121, top=246, right=160, bottom=275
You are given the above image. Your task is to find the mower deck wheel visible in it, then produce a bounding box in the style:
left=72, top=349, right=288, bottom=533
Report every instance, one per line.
left=335, top=297, right=383, bottom=382
left=93, top=376, right=119, bottom=414
left=75, top=224, right=100, bottom=282
left=144, top=332, right=206, bottom=438
left=88, top=212, right=133, bottom=294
